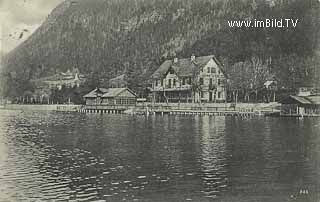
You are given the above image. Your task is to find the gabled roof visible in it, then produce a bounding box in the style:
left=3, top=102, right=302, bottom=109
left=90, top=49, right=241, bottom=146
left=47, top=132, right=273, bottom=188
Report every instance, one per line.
left=84, top=88, right=137, bottom=98
left=102, top=88, right=137, bottom=98
left=280, top=95, right=313, bottom=105
left=307, top=95, right=320, bottom=105
left=109, top=74, right=125, bottom=82
left=291, top=96, right=313, bottom=104
left=83, top=88, right=108, bottom=98
left=151, top=55, right=225, bottom=79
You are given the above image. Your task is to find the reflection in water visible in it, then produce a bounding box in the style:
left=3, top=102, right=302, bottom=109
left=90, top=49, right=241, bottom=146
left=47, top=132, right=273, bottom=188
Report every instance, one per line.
left=0, top=110, right=319, bottom=202
left=198, top=116, right=228, bottom=199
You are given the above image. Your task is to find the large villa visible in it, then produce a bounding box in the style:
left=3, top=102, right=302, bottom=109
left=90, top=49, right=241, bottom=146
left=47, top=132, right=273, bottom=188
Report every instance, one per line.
left=150, top=55, right=227, bottom=103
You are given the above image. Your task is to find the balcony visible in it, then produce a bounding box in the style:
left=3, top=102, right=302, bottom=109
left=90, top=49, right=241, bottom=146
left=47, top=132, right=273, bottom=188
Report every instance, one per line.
left=152, top=85, right=192, bottom=92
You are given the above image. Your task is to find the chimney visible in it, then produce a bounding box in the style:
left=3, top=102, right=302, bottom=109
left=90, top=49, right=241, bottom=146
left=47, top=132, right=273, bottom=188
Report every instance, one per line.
left=173, top=57, right=179, bottom=63
left=191, top=54, right=196, bottom=62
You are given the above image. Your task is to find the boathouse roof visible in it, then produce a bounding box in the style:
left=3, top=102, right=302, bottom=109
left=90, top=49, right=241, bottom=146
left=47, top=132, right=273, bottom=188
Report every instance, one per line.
left=102, top=88, right=137, bottom=98
left=280, top=95, right=320, bottom=105
left=84, top=88, right=137, bottom=98
left=307, top=95, right=320, bottom=105
left=151, top=55, right=225, bottom=79
left=83, top=88, right=108, bottom=98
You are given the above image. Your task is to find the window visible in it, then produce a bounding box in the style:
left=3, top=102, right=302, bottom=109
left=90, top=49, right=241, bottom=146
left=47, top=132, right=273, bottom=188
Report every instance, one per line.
left=207, top=67, right=210, bottom=73
left=182, top=78, right=186, bottom=85
left=155, top=80, right=158, bottom=86
left=210, top=78, right=213, bottom=86
left=161, top=79, right=163, bottom=86
left=173, top=79, right=176, bottom=87
left=218, top=92, right=221, bottom=99
left=168, top=79, right=172, bottom=88
left=201, top=91, right=204, bottom=98
left=188, top=77, right=192, bottom=84
left=218, top=79, right=221, bottom=85
left=199, top=78, right=204, bottom=85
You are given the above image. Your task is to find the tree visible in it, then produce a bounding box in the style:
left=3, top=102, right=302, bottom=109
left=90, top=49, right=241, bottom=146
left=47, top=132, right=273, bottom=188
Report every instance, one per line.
left=228, top=56, right=273, bottom=103
left=191, top=65, right=203, bottom=103
left=249, top=56, right=273, bottom=101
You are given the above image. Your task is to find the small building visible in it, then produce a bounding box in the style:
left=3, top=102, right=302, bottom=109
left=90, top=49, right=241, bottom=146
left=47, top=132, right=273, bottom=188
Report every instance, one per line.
left=83, top=87, right=137, bottom=106
left=264, top=80, right=277, bottom=90
left=297, top=87, right=313, bottom=97
left=264, top=80, right=277, bottom=102
left=150, top=54, right=227, bottom=103
left=31, top=69, right=86, bottom=90
left=83, top=88, right=108, bottom=105
left=109, top=74, right=127, bottom=88
left=280, top=95, right=320, bottom=116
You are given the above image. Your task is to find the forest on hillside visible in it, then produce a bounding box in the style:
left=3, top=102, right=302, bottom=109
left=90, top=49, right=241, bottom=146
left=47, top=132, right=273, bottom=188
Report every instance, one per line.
left=0, top=0, right=319, bottom=103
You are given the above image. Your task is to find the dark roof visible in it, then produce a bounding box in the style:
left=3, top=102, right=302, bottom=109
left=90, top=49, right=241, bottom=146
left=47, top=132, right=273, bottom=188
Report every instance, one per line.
left=84, top=88, right=137, bottom=98
left=151, top=55, right=225, bottom=79
left=280, top=95, right=320, bottom=105
left=102, top=88, right=129, bottom=98
left=83, top=88, right=108, bottom=98
left=291, top=96, right=313, bottom=104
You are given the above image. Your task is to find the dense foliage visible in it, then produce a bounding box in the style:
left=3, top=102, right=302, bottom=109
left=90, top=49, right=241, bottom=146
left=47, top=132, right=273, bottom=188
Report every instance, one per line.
left=1, top=0, right=319, bottom=102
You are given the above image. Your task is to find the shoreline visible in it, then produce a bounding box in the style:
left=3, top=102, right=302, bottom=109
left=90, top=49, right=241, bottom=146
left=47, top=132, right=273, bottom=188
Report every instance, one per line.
left=0, top=102, right=283, bottom=117
left=1, top=104, right=81, bottom=112
left=1, top=103, right=319, bottom=117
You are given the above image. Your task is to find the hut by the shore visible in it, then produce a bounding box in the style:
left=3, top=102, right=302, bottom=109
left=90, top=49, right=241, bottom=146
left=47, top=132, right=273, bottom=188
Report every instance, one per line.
left=280, top=95, right=320, bottom=116
left=83, top=87, right=137, bottom=106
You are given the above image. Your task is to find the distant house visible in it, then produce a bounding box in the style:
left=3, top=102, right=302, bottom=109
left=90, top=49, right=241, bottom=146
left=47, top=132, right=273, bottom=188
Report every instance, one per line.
left=32, top=69, right=86, bottom=90
left=264, top=80, right=277, bottom=90
left=109, top=74, right=127, bottom=88
left=83, top=88, right=137, bottom=106
left=46, top=73, right=83, bottom=89
left=280, top=95, right=320, bottom=116
left=297, top=87, right=313, bottom=97
left=264, top=80, right=277, bottom=102
left=150, top=55, right=227, bottom=103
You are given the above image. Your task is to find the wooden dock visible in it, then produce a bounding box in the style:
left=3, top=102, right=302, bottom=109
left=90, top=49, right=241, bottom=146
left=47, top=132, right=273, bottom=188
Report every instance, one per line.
left=151, top=109, right=256, bottom=116
left=79, top=104, right=274, bottom=117
left=78, top=105, right=129, bottom=114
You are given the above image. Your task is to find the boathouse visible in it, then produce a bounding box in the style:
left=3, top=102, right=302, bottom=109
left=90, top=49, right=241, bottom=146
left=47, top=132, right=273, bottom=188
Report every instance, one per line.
left=83, top=87, right=108, bottom=105
left=83, top=87, right=137, bottom=106
left=280, top=95, right=320, bottom=116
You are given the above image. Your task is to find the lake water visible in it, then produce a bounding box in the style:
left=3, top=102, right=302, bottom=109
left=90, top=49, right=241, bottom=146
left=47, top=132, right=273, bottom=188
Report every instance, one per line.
left=0, top=110, right=319, bottom=202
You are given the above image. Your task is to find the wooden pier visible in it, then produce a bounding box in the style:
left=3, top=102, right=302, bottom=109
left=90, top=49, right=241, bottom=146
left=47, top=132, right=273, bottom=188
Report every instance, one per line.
left=78, top=104, right=274, bottom=117
left=150, top=109, right=257, bottom=117
left=78, top=105, right=128, bottom=114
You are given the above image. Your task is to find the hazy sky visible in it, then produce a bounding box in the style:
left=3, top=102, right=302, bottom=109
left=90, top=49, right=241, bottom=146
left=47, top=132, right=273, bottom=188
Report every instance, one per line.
left=0, top=0, right=64, bottom=55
